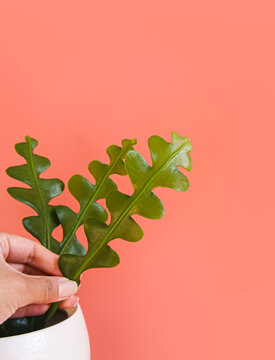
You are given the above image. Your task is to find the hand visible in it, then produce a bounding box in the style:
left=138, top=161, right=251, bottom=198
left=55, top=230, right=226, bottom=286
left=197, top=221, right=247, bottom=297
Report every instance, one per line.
left=0, top=232, right=78, bottom=324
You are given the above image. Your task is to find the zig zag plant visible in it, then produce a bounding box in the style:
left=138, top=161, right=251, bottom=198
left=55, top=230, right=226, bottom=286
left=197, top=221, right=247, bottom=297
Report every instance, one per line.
left=6, top=136, right=136, bottom=257
left=4, top=132, right=192, bottom=332
left=6, top=136, right=65, bottom=254
left=56, top=138, right=137, bottom=256
left=58, top=132, right=192, bottom=282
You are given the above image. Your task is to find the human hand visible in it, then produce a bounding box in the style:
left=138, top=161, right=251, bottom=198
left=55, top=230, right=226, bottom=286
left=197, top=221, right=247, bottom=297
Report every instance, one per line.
left=0, top=232, right=78, bottom=324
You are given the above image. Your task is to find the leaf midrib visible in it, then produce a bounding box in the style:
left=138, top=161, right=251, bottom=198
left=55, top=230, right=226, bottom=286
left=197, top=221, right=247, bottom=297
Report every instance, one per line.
left=72, top=141, right=188, bottom=279
left=26, top=137, right=50, bottom=249
left=60, top=142, right=133, bottom=254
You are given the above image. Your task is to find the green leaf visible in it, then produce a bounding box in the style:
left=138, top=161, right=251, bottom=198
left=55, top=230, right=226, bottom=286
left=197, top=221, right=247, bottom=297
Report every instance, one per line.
left=58, top=132, right=192, bottom=281
left=57, top=138, right=137, bottom=255
left=6, top=136, right=65, bottom=253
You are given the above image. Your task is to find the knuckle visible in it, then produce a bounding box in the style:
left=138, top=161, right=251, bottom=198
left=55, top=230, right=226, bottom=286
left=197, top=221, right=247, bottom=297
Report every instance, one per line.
left=26, top=243, right=36, bottom=265
left=42, top=278, right=56, bottom=302
left=24, top=275, right=58, bottom=304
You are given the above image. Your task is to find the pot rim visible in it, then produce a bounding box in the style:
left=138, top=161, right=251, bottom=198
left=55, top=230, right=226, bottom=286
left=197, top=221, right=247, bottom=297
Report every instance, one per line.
left=0, top=304, right=79, bottom=340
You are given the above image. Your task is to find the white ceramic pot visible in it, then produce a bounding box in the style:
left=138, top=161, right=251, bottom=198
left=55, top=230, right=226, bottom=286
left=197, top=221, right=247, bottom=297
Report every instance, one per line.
left=0, top=304, right=90, bottom=360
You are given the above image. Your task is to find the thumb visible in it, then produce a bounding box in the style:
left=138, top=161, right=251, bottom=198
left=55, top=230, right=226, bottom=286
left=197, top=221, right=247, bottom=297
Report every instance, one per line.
left=23, top=275, right=78, bottom=305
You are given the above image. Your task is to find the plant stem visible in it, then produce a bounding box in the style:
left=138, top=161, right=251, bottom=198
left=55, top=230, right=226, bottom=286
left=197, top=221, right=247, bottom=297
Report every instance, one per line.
left=43, top=301, right=61, bottom=324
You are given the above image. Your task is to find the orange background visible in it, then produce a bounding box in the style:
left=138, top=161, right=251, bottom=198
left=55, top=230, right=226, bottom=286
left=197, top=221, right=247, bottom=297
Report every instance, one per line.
left=0, top=1, right=274, bottom=359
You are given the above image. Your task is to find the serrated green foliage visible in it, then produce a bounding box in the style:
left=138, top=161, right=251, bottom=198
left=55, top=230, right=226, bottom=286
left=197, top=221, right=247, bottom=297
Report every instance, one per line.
left=58, top=132, right=192, bottom=281
left=6, top=136, right=64, bottom=253
left=4, top=131, right=192, bottom=332
left=57, top=138, right=137, bottom=256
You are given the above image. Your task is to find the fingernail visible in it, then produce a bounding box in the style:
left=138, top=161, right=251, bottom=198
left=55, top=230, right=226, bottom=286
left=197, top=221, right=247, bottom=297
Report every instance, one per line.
left=59, top=279, right=78, bottom=298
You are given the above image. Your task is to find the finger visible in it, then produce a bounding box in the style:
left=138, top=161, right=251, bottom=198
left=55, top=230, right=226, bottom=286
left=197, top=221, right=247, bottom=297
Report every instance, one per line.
left=0, top=232, right=62, bottom=276
left=23, top=275, right=78, bottom=305
left=9, top=263, right=46, bottom=276
left=11, top=304, right=50, bottom=318
left=11, top=297, right=79, bottom=319
left=59, top=295, right=79, bottom=309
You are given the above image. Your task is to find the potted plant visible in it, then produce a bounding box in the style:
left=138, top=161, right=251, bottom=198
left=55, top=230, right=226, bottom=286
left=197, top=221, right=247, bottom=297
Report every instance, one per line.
left=0, top=132, right=192, bottom=359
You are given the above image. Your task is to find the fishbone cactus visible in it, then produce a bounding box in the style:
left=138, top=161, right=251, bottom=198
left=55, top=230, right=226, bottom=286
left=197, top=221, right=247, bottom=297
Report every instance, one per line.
left=56, top=138, right=136, bottom=256
left=58, top=132, right=192, bottom=281
left=5, top=132, right=192, bottom=330
left=6, top=136, right=65, bottom=254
